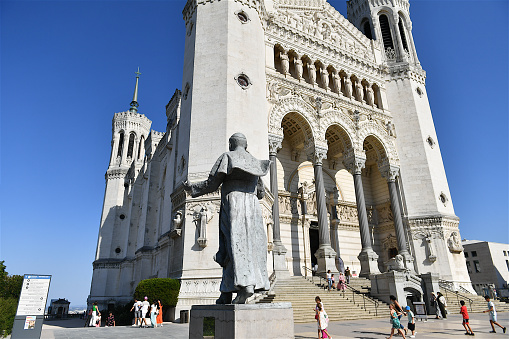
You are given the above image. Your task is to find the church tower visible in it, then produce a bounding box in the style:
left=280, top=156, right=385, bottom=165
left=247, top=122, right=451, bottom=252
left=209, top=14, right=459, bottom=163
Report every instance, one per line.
left=90, top=70, right=152, bottom=306
left=347, top=0, right=471, bottom=288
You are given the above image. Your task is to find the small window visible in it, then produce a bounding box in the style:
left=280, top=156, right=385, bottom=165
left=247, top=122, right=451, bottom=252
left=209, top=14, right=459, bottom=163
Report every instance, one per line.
left=127, top=133, right=135, bottom=158
left=117, top=132, right=124, bottom=158
left=473, top=260, right=480, bottom=273
left=235, top=73, right=251, bottom=90
left=439, top=193, right=447, bottom=205
left=236, top=10, right=249, bottom=23
left=504, top=251, right=507, bottom=256
left=416, top=87, right=423, bottom=97
left=115, top=247, right=121, bottom=254
left=379, top=14, right=394, bottom=50
left=472, top=251, right=477, bottom=257
left=427, top=136, right=435, bottom=148
left=466, top=261, right=472, bottom=274
left=362, top=20, right=372, bottom=39
left=119, top=214, right=125, bottom=220
left=464, top=252, right=469, bottom=258
left=398, top=18, right=409, bottom=52
left=506, top=260, right=509, bottom=271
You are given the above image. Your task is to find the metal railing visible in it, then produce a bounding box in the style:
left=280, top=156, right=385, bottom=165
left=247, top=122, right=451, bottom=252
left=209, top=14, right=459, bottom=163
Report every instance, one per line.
left=439, top=280, right=474, bottom=312
left=302, top=266, right=379, bottom=316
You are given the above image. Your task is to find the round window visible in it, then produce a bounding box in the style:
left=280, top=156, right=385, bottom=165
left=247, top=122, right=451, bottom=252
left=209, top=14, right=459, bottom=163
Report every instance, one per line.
left=237, top=11, right=248, bottom=23
left=119, top=214, right=125, bottom=220
left=115, top=247, right=121, bottom=254
left=235, top=73, right=251, bottom=89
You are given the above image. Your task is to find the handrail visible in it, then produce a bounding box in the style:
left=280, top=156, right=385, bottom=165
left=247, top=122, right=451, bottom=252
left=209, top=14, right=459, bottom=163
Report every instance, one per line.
left=341, top=283, right=380, bottom=316
left=439, top=280, right=474, bottom=313
left=300, top=267, right=380, bottom=316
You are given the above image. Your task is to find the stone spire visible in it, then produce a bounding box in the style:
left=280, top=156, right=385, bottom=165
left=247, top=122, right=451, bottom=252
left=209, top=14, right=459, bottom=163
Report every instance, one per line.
left=129, top=67, right=141, bottom=113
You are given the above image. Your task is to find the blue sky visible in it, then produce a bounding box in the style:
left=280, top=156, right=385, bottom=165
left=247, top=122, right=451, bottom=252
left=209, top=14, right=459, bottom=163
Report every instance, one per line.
left=1, top=0, right=507, bottom=307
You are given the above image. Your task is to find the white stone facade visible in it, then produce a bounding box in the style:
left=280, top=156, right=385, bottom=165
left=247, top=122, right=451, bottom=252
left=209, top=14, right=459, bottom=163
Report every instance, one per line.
left=89, top=0, right=472, bottom=312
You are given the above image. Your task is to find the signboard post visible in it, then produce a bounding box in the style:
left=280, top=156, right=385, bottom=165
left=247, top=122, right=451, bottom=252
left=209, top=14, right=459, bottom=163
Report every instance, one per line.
left=11, top=274, right=51, bottom=339
left=413, top=301, right=428, bottom=321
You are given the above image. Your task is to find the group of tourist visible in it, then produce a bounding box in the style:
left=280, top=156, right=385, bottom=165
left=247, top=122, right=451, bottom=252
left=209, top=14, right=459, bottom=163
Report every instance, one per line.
left=325, top=267, right=351, bottom=292
left=313, top=294, right=506, bottom=338
left=130, top=297, right=163, bottom=328
left=85, top=297, right=164, bottom=328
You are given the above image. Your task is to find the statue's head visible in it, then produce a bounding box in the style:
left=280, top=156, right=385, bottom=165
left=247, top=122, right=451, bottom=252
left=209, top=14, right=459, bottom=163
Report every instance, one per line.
left=229, top=133, right=248, bottom=151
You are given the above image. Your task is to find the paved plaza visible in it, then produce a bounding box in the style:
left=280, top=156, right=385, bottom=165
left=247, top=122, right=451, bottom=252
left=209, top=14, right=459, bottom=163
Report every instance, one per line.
left=39, top=313, right=508, bottom=338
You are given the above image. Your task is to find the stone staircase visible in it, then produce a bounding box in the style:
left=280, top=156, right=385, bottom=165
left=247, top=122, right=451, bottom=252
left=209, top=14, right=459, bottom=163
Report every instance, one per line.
left=257, top=276, right=388, bottom=323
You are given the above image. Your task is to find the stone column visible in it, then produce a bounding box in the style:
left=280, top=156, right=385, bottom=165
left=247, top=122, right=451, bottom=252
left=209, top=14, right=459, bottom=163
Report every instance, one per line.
left=308, top=146, right=338, bottom=275
left=268, top=134, right=289, bottom=277
left=379, top=162, right=414, bottom=270
left=392, top=14, right=407, bottom=62
left=344, top=150, right=380, bottom=277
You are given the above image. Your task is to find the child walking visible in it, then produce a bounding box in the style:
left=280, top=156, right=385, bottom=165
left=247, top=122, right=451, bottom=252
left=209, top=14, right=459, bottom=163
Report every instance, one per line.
left=405, top=306, right=415, bottom=338
left=316, top=303, right=332, bottom=339
left=460, top=300, right=474, bottom=336
left=387, top=304, right=406, bottom=339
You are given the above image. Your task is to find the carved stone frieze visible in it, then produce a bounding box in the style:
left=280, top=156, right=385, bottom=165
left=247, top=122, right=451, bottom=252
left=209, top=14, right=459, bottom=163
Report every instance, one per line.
left=337, top=203, right=358, bottom=223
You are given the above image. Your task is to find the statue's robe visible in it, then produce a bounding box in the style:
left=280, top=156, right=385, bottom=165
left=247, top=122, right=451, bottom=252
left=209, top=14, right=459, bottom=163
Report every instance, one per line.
left=188, top=149, right=271, bottom=293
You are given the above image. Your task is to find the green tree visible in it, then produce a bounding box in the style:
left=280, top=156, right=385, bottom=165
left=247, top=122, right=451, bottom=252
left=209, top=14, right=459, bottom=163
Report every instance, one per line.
left=0, top=261, right=22, bottom=336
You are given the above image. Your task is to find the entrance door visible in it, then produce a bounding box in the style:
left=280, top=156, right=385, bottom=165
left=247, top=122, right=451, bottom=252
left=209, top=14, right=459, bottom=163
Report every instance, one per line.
left=309, top=222, right=319, bottom=266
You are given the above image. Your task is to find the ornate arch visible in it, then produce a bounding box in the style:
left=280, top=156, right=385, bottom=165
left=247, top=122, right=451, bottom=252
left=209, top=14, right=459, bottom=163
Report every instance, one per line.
left=319, top=109, right=356, bottom=146
left=358, top=121, right=399, bottom=165
left=268, top=96, right=319, bottom=143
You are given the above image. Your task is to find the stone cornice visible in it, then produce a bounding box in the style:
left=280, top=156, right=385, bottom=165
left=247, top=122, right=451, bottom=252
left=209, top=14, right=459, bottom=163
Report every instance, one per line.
left=105, top=168, right=129, bottom=180
left=113, top=111, right=152, bottom=133
left=266, top=73, right=392, bottom=122
left=387, top=63, right=426, bottom=85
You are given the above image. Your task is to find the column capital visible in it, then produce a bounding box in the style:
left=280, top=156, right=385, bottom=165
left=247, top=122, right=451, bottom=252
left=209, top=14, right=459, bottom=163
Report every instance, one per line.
left=343, top=148, right=365, bottom=175
left=268, top=134, right=283, bottom=155
left=307, top=145, right=327, bottom=165
left=378, top=158, right=400, bottom=182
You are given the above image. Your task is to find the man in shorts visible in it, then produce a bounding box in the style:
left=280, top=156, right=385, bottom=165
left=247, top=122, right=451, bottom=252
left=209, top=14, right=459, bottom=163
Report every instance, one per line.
left=405, top=306, right=415, bottom=338
left=460, top=300, right=474, bottom=335
left=130, top=298, right=142, bottom=327
left=140, top=296, right=151, bottom=328
left=483, top=296, right=506, bottom=333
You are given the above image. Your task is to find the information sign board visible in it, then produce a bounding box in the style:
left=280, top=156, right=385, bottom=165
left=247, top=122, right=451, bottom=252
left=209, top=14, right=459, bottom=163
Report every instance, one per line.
left=16, top=275, right=51, bottom=316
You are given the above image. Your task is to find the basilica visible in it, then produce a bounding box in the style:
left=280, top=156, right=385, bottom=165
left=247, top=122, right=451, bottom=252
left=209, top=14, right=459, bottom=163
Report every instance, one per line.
left=89, top=0, right=472, bottom=312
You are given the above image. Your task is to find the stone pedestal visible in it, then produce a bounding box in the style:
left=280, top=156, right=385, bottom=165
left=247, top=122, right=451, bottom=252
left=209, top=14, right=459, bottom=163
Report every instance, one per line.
left=370, top=271, right=423, bottom=306
left=189, top=303, right=294, bottom=339
left=358, top=249, right=380, bottom=277
left=273, top=243, right=290, bottom=278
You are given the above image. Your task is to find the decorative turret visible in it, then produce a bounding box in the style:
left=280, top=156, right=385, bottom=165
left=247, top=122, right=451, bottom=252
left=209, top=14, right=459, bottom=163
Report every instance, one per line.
left=347, top=0, right=420, bottom=66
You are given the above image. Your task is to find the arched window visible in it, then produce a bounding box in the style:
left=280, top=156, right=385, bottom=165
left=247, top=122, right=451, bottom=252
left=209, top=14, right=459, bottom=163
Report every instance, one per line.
left=398, top=18, right=408, bottom=51
left=362, top=20, right=373, bottom=39
left=117, top=132, right=124, bottom=158
left=137, top=136, right=144, bottom=160
left=127, top=133, right=135, bottom=158
left=379, top=14, right=394, bottom=50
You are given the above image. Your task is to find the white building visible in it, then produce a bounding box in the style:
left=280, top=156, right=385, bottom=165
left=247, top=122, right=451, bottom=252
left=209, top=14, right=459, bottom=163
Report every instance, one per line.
left=89, top=0, right=472, bottom=312
left=462, top=240, right=509, bottom=297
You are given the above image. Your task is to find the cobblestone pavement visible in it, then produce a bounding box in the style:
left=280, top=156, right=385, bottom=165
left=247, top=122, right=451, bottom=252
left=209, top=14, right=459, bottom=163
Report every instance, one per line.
left=39, top=313, right=508, bottom=338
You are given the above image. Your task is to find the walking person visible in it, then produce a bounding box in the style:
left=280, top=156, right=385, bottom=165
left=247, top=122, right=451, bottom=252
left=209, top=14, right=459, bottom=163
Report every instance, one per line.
left=326, top=270, right=332, bottom=291
left=344, top=267, right=351, bottom=284
left=156, top=299, right=163, bottom=327
left=483, top=295, right=506, bottom=333
left=150, top=300, right=158, bottom=328
left=437, top=292, right=447, bottom=319
left=331, top=274, right=336, bottom=290
left=405, top=306, right=415, bottom=338
left=389, top=295, right=407, bottom=334
left=460, top=300, right=474, bottom=336
left=316, top=303, right=332, bottom=339
left=430, top=292, right=442, bottom=319
left=139, top=296, right=150, bottom=328
left=314, top=296, right=329, bottom=339
left=387, top=304, right=406, bottom=339
left=130, top=298, right=142, bottom=327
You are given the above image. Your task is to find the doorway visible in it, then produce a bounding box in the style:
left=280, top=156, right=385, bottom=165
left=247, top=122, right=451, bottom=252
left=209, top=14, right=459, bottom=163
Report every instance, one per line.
left=309, top=222, right=319, bottom=266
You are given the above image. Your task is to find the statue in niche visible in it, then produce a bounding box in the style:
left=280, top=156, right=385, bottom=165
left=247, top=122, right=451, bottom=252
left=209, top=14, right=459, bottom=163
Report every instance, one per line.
left=447, top=231, right=463, bottom=253
left=183, top=133, right=270, bottom=304
left=194, top=204, right=214, bottom=248
left=170, top=211, right=183, bottom=238
left=425, top=236, right=437, bottom=262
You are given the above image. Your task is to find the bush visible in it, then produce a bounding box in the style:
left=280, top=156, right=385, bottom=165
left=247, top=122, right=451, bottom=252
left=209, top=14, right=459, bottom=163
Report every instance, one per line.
left=134, top=278, right=180, bottom=308
left=0, top=298, right=18, bottom=336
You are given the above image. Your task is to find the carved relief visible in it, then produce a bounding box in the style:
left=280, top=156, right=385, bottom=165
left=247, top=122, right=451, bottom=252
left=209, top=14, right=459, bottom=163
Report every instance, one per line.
left=337, top=204, right=358, bottom=223
left=170, top=210, right=183, bottom=239
left=447, top=231, right=463, bottom=253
